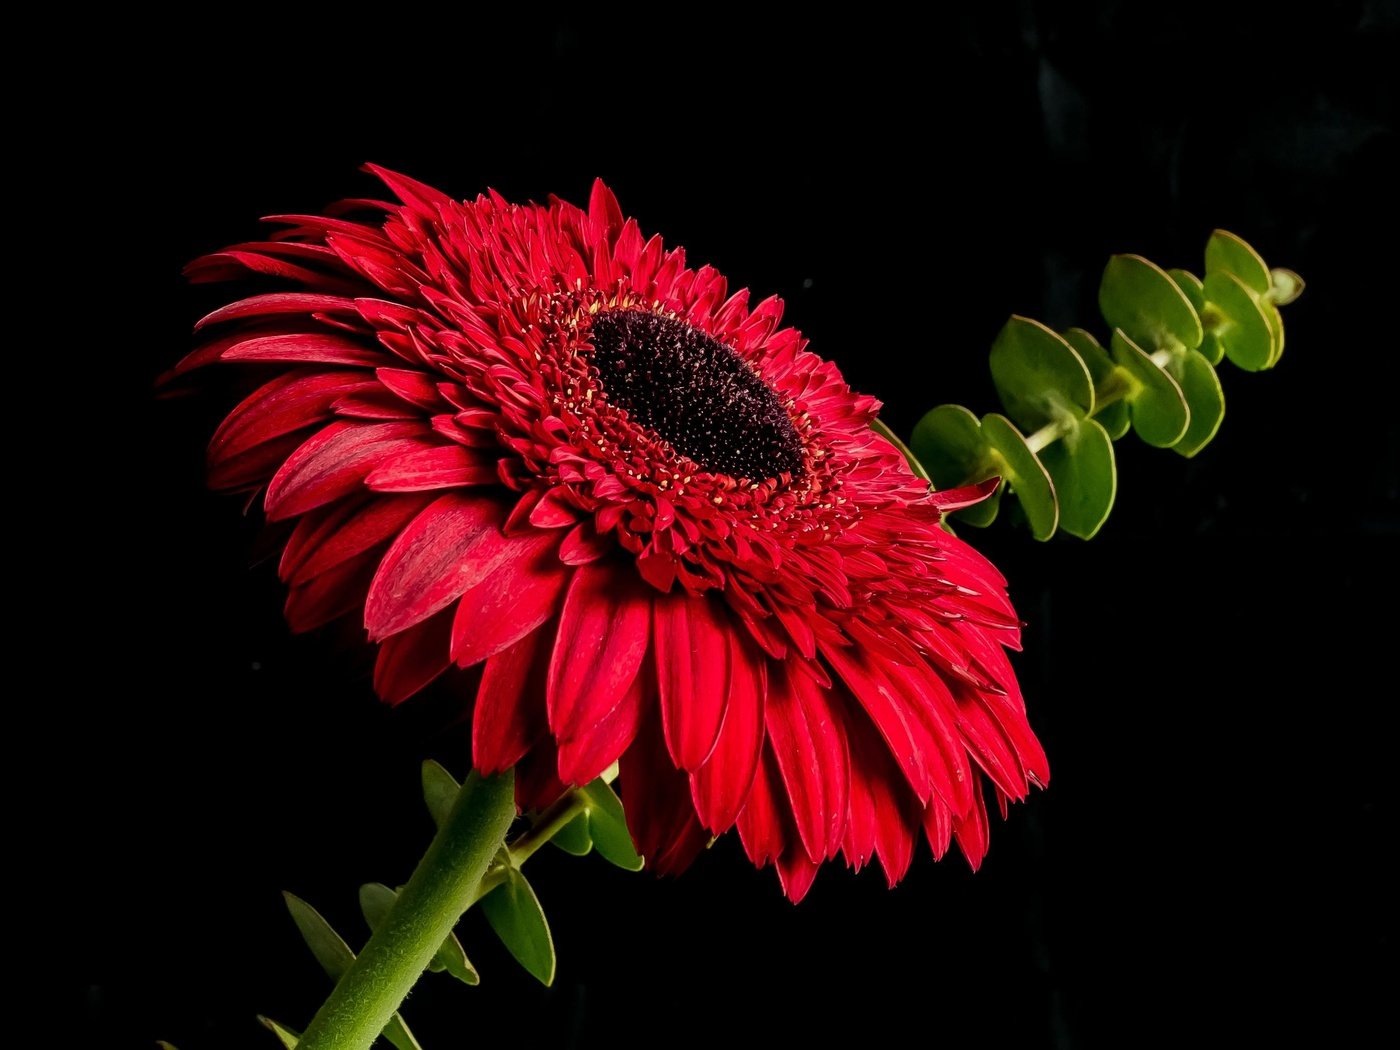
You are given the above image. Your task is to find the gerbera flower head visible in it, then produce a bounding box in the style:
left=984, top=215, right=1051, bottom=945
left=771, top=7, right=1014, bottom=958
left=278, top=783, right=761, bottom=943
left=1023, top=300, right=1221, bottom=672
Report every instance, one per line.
left=176, top=166, right=1049, bottom=901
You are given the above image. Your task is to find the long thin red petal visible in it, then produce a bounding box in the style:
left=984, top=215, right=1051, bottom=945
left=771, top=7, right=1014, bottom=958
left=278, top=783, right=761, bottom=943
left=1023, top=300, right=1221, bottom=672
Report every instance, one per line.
left=373, top=608, right=454, bottom=705
left=546, top=562, right=651, bottom=745
left=364, top=493, right=512, bottom=640
left=265, top=421, right=429, bottom=521
left=619, top=708, right=708, bottom=875
left=653, top=592, right=731, bottom=772
left=472, top=626, right=551, bottom=774
left=451, top=532, right=568, bottom=668
left=365, top=444, right=499, bottom=492
left=690, top=633, right=766, bottom=835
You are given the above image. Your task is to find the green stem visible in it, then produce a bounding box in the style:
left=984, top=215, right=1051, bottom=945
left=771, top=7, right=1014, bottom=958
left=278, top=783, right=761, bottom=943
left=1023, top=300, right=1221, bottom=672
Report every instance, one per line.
left=467, top=790, right=592, bottom=905
left=1025, top=417, right=1072, bottom=454
left=294, top=771, right=517, bottom=1050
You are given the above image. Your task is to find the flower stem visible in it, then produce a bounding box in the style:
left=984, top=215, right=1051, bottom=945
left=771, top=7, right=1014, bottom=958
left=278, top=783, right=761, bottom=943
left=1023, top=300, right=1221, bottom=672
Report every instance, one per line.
left=294, top=770, right=517, bottom=1050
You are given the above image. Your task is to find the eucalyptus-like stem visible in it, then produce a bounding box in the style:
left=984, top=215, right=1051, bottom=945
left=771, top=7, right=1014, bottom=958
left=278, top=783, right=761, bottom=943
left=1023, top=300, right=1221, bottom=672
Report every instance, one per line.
left=294, top=771, right=517, bottom=1050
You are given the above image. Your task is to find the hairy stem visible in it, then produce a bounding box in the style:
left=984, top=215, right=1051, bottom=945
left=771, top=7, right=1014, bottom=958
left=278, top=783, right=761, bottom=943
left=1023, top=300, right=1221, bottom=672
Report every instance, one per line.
left=294, top=772, right=517, bottom=1050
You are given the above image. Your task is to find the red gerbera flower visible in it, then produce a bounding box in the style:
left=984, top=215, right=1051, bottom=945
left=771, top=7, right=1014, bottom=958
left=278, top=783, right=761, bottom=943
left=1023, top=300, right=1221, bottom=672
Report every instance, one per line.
left=176, top=166, right=1049, bottom=901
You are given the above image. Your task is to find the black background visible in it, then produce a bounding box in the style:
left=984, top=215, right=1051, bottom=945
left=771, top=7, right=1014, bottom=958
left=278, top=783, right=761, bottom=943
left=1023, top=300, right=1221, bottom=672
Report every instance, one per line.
left=68, top=5, right=1396, bottom=1048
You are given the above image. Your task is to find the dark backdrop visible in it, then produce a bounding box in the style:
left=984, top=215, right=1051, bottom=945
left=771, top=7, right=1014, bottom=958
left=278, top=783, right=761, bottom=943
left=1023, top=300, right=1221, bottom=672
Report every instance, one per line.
left=70, top=5, right=1396, bottom=1048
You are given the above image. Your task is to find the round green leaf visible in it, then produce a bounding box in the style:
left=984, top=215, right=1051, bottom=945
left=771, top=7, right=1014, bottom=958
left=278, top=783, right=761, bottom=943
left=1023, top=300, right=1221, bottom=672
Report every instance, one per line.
left=908, top=404, right=1004, bottom=527
left=1168, top=268, right=1204, bottom=311
left=1038, top=415, right=1117, bottom=539
left=1205, top=229, right=1271, bottom=293
left=1167, top=348, right=1226, bottom=458
left=1268, top=267, right=1305, bottom=306
left=1062, top=327, right=1131, bottom=440
left=981, top=413, right=1058, bottom=540
left=989, top=315, right=1095, bottom=428
left=482, top=869, right=556, bottom=986
left=1099, top=254, right=1204, bottom=353
left=1110, top=330, right=1190, bottom=447
left=1198, top=331, right=1226, bottom=366
left=909, top=404, right=993, bottom=490
left=1203, top=270, right=1274, bottom=371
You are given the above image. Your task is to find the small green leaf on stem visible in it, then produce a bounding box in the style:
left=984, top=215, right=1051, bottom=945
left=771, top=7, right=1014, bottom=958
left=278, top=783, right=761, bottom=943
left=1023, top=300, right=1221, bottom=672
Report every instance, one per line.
left=551, top=813, right=594, bottom=857
left=283, top=892, right=426, bottom=1050
left=583, top=779, right=645, bottom=871
left=482, top=869, right=557, bottom=986
left=421, top=760, right=460, bottom=830
left=359, top=883, right=480, bottom=985
left=258, top=1016, right=303, bottom=1049
left=284, top=892, right=356, bottom=980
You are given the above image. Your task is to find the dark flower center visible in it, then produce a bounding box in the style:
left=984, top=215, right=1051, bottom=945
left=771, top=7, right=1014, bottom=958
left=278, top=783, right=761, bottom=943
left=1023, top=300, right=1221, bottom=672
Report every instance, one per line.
left=588, top=311, right=805, bottom=481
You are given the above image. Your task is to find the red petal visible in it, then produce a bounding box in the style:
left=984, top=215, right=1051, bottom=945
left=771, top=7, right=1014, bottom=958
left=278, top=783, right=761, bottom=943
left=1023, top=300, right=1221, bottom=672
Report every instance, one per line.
left=587, top=178, right=624, bottom=245
left=283, top=494, right=432, bottom=586
left=208, top=429, right=311, bottom=493
left=364, top=493, right=513, bottom=640
left=514, top=737, right=569, bottom=813
left=210, top=370, right=375, bottom=467
left=365, top=444, right=499, bottom=492
left=928, top=477, right=1001, bottom=511
left=194, top=292, right=357, bottom=331
left=736, top=748, right=787, bottom=866
left=366, top=163, right=453, bottom=218
left=377, top=367, right=447, bottom=411
left=558, top=520, right=612, bottom=565
left=765, top=665, right=850, bottom=862
left=373, top=608, right=454, bottom=705
left=221, top=332, right=387, bottom=366
left=451, top=531, right=568, bottom=668
left=472, top=626, right=550, bottom=775
left=954, top=781, right=992, bottom=871
left=775, top=849, right=821, bottom=903
left=619, top=709, right=708, bottom=875
left=824, top=644, right=934, bottom=803
left=887, top=660, right=974, bottom=815
left=653, top=592, right=731, bottom=772
left=265, top=421, right=429, bottom=521
left=922, top=797, right=955, bottom=861
left=284, top=553, right=377, bottom=633
left=557, top=652, right=650, bottom=786
left=546, top=562, right=651, bottom=745
left=528, top=487, right=581, bottom=528
left=690, top=633, right=766, bottom=835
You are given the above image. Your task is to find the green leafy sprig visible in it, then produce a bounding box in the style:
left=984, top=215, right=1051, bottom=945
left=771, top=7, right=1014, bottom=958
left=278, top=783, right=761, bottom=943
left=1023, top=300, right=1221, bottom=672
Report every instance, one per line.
left=261, top=763, right=642, bottom=1047
left=907, top=231, right=1302, bottom=539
